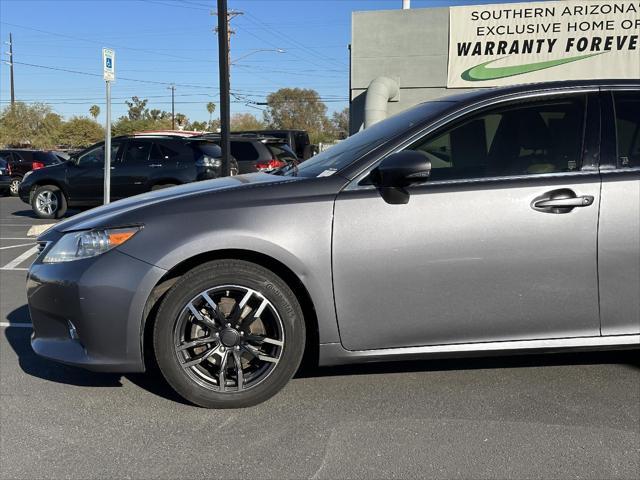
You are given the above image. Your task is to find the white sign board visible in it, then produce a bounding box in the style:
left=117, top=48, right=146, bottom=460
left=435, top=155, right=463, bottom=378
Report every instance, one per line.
left=447, top=1, right=640, bottom=88
left=102, top=48, right=115, bottom=82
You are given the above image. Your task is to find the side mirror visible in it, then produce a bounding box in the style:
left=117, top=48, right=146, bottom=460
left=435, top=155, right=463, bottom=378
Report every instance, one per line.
left=370, top=151, right=431, bottom=204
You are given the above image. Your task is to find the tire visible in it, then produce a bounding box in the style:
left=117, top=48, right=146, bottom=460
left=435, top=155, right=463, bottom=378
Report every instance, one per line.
left=153, top=259, right=305, bottom=408
left=151, top=183, right=178, bottom=191
left=31, top=185, right=68, bottom=219
left=9, top=177, right=21, bottom=197
left=229, top=158, right=239, bottom=176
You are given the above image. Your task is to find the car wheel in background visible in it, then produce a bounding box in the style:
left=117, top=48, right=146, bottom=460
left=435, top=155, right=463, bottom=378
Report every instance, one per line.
left=31, top=185, right=68, bottom=219
left=153, top=259, right=305, bottom=408
left=9, top=177, right=21, bottom=196
left=230, top=158, right=239, bottom=176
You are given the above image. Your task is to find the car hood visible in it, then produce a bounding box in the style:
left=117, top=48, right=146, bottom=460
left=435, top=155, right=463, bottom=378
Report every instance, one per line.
left=50, top=172, right=298, bottom=234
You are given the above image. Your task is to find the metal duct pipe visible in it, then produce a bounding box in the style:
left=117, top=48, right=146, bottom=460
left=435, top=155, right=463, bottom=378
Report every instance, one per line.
left=402, top=0, right=410, bottom=9
left=364, top=76, right=400, bottom=128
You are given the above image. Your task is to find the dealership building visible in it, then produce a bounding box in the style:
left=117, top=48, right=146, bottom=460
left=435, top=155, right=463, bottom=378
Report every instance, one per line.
left=349, top=0, right=640, bottom=133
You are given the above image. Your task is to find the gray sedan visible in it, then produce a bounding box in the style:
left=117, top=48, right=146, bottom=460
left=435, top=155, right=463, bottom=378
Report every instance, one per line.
left=27, top=80, right=640, bottom=408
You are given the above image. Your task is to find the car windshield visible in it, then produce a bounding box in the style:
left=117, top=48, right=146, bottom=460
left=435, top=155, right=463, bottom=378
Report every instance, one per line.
left=281, top=101, right=455, bottom=178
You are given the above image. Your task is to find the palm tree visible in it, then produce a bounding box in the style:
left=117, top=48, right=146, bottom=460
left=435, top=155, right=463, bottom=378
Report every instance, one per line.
left=206, top=102, right=216, bottom=128
left=89, top=104, right=100, bottom=121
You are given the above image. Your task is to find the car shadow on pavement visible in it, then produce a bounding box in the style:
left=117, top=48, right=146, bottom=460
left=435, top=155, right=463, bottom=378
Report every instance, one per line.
left=4, top=305, right=188, bottom=404
left=6, top=304, right=638, bottom=401
left=297, top=348, right=640, bottom=379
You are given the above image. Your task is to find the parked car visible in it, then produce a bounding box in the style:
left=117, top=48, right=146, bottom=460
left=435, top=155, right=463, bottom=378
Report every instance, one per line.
left=232, top=129, right=312, bottom=159
left=27, top=80, right=639, bottom=408
left=201, top=134, right=298, bottom=173
left=0, top=149, right=62, bottom=196
left=0, top=155, right=11, bottom=194
left=18, top=134, right=237, bottom=219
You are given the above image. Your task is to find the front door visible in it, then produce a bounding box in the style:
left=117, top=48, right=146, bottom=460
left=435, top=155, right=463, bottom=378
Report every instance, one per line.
left=66, top=141, right=122, bottom=205
left=112, top=139, right=153, bottom=199
left=333, top=93, right=602, bottom=350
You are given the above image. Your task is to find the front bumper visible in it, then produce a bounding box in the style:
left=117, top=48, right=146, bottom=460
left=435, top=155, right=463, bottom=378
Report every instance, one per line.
left=28, top=245, right=166, bottom=372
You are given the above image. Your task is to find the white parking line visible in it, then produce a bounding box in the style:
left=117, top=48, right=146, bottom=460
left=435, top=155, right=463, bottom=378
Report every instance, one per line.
left=0, top=322, right=32, bottom=328
left=0, top=243, right=35, bottom=250
left=0, top=237, right=33, bottom=240
left=1, top=246, right=38, bottom=270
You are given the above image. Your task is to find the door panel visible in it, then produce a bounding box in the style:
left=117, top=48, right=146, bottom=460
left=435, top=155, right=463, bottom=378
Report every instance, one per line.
left=67, top=142, right=122, bottom=204
left=333, top=177, right=601, bottom=350
left=332, top=93, right=601, bottom=351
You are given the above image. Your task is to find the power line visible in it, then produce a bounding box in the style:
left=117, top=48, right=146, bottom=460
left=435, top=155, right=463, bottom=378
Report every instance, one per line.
left=242, top=12, right=348, bottom=69
left=0, top=21, right=204, bottom=61
left=12, top=60, right=219, bottom=89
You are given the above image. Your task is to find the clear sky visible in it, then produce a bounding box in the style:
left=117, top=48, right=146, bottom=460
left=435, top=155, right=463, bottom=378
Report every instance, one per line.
left=0, top=0, right=530, bottom=124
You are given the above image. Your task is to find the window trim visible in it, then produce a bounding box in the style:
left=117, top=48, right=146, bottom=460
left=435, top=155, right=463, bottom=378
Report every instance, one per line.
left=345, top=88, right=599, bottom=192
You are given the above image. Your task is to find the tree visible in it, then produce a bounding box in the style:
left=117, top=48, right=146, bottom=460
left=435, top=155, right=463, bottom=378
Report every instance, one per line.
left=89, top=105, right=101, bottom=121
left=58, top=116, right=104, bottom=148
left=124, top=96, right=149, bottom=121
left=0, top=102, right=62, bottom=148
left=149, top=109, right=169, bottom=121
left=331, top=107, right=349, bottom=139
left=175, top=113, right=188, bottom=129
left=113, top=98, right=173, bottom=135
left=263, top=88, right=329, bottom=143
left=189, top=121, right=208, bottom=131
left=231, top=112, right=264, bottom=131
left=206, top=102, right=216, bottom=124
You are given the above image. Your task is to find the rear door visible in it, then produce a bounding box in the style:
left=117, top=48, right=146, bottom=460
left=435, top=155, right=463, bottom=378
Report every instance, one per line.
left=598, top=89, right=640, bottom=335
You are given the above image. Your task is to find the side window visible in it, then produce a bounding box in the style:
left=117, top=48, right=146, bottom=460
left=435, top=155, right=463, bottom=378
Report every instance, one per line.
left=122, top=140, right=152, bottom=164
left=155, top=141, right=192, bottom=162
left=230, top=141, right=259, bottom=161
left=614, top=92, right=640, bottom=168
left=77, top=142, right=121, bottom=166
left=407, top=97, right=586, bottom=181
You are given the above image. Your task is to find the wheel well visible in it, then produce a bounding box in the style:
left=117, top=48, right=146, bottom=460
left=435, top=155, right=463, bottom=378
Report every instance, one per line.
left=30, top=180, right=68, bottom=199
left=141, top=249, right=320, bottom=372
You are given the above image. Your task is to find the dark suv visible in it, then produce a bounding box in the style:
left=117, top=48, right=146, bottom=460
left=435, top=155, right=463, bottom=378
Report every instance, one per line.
left=0, top=149, right=62, bottom=196
left=202, top=134, right=298, bottom=173
left=233, top=129, right=312, bottom=159
left=18, top=134, right=235, bottom=219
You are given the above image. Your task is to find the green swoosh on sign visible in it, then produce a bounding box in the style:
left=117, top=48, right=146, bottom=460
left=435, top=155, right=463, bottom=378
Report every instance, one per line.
left=461, top=53, right=602, bottom=81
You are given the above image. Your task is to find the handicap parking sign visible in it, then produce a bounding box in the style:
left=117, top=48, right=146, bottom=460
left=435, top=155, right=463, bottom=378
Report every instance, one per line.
left=102, top=48, right=115, bottom=81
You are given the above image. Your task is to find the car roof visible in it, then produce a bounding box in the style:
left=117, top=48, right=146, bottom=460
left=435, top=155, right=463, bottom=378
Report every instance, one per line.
left=437, top=79, right=640, bottom=107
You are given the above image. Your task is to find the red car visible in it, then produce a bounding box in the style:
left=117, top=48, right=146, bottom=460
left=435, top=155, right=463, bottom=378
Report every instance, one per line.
left=0, top=149, right=62, bottom=196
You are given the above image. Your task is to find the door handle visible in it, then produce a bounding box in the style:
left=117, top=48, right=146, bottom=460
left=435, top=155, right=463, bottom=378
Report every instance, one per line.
left=531, top=189, right=594, bottom=214
left=149, top=163, right=163, bottom=168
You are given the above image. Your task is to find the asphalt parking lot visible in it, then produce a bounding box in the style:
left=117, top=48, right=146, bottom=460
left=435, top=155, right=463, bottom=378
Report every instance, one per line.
left=0, top=194, right=638, bottom=479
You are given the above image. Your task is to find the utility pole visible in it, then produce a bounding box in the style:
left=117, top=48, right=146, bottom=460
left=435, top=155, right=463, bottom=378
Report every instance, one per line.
left=214, top=2, right=242, bottom=177
left=4, top=33, right=15, bottom=105
left=168, top=84, right=176, bottom=130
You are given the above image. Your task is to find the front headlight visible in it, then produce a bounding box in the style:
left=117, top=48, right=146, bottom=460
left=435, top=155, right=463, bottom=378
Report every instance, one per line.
left=42, top=227, right=141, bottom=263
